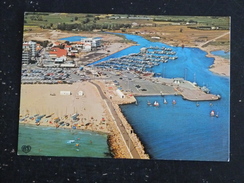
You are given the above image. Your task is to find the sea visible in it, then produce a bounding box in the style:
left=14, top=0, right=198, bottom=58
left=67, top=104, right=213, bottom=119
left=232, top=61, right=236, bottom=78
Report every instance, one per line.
left=211, top=50, right=230, bottom=59
left=18, top=124, right=111, bottom=158
left=91, top=33, right=230, bottom=161
left=18, top=33, right=230, bottom=161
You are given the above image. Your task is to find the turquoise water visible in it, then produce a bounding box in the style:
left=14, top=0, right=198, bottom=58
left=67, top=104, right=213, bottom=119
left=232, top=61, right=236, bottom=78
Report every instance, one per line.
left=18, top=124, right=111, bottom=158
left=92, top=33, right=230, bottom=161
left=211, top=50, right=230, bottom=59
left=59, top=36, right=86, bottom=42
left=20, top=33, right=229, bottom=161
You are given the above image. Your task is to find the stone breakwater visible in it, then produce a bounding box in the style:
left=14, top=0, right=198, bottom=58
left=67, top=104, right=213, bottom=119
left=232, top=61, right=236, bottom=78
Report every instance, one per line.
left=93, top=80, right=150, bottom=159
left=103, top=105, right=131, bottom=158
left=113, top=102, right=150, bottom=159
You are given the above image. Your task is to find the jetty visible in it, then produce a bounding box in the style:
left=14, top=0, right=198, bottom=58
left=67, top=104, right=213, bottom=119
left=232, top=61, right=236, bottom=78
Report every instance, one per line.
left=95, top=70, right=221, bottom=101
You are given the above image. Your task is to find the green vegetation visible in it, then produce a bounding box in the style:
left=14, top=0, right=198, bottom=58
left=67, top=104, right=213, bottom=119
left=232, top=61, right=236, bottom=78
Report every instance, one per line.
left=24, top=13, right=230, bottom=32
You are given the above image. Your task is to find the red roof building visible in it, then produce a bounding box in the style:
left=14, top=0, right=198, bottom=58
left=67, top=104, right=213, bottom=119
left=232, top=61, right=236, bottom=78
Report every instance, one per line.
left=49, top=48, right=67, bottom=58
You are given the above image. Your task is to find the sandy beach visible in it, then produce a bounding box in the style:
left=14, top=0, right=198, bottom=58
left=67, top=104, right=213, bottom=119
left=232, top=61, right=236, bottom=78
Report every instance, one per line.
left=20, top=28, right=229, bottom=159
left=201, top=45, right=230, bottom=77
left=19, top=81, right=149, bottom=159
left=19, top=82, right=110, bottom=133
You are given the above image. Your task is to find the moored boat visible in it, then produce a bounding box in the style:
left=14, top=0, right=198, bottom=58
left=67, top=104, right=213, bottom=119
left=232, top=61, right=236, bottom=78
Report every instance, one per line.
left=215, top=112, right=219, bottom=118
left=153, top=101, right=159, bottom=107
left=210, top=110, right=215, bottom=117
left=163, top=98, right=167, bottom=104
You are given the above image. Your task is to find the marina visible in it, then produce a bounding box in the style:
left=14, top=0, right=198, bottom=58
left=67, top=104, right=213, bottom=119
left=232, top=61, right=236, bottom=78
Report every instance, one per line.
left=18, top=14, right=230, bottom=161
left=92, top=46, right=178, bottom=72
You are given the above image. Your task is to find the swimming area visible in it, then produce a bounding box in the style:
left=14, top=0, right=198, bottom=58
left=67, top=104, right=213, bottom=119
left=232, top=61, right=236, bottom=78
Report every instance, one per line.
left=18, top=124, right=111, bottom=158
left=92, top=33, right=230, bottom=161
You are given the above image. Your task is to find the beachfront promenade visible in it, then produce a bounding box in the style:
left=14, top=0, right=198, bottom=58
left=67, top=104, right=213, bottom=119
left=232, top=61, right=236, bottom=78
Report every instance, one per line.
left=90, top=81, right=142, bottom=159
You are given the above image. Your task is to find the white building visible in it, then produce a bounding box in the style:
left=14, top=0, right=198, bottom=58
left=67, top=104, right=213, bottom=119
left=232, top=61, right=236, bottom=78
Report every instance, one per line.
left=54, top=56, right=67, bottom=64
left=22, top=41, right=37, bottom=64
left=22, top=50, right=31, bottom=64
left=80, top=38, right=101, bottom=49
left=78, top=91, right=84, bottom=96
left=116, top=89, right=125, bottom=98
left=29, top=41, right=37, bottom=57
left=60, top=91, right=71, bottom=95
left=23, top=41, right=36, bottom=57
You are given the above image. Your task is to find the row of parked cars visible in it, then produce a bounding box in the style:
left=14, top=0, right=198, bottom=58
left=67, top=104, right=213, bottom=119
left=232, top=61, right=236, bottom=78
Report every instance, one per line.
left=21, top=67, right=75, bottom=84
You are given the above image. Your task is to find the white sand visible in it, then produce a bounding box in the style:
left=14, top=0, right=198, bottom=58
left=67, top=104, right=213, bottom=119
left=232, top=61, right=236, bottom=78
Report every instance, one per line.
left=19, top=81, right=109, bottom=133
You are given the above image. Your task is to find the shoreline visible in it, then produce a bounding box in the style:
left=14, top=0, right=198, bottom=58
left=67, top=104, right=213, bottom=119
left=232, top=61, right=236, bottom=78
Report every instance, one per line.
left=193, top=45, right=230, bottom=77
left=19, top=82, right=149, bottom=159
left=19, top=122, right=109, bottom=135
left=91, top=80, right=150, bottom=159
left=24, top=29, right=230, bottom=77
left=113, top=103, right=150, bottom=159
left=205, top=49, right=230, bottom=77
left=20, top=30, right=229, bottom=159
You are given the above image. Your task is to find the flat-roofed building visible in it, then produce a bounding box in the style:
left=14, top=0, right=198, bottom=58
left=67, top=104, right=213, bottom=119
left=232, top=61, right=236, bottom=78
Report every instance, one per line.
left=80, top=38, right=101, bottom=50
left=22, top=41, right=37, bottom=57
left=22, top=50, right=31, bottom=64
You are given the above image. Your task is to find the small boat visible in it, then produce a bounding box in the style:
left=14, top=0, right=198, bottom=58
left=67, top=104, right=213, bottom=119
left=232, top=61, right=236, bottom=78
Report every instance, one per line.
left=215, top=112, right=219, bottom=118
left=196, top=102, right=200, bottom=107
left=67, top=140, right=75, bottom=144
left=147, top=101, right=152, bottom=106
left=172, top=100, right=176, bottom=105
left=46, top=113, right=54, bottom=118
left=153, top=101, right=159, bottom=107
left=210, top=110, right=215, bottom=117
left=163, top=98, right=167, bottom=104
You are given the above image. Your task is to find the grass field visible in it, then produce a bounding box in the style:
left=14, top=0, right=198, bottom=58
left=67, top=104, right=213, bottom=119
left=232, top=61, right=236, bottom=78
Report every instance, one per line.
left=24, top=13, right=230, bottom=29
left=23, top=13, right=230, bottom=49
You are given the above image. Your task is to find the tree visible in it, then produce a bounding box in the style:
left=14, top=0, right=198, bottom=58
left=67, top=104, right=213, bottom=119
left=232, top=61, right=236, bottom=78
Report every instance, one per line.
left=43, top=40, right=49, bottom=48
left=74, top=16, right=78, bottom=21
left=65, top=41, right=70, bottom=45
left=82, top=18, right=90, bottom=24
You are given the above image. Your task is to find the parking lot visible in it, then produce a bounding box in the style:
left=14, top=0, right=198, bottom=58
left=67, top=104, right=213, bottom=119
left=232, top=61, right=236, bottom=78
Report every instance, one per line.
left=91, top=68, right=176, bottom=96
left=21, top=64, right=78, bottom=84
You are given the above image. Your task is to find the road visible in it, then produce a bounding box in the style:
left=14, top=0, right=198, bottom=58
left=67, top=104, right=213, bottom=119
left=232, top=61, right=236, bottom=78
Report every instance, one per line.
left=90, top=81, right=141, bottom=159
left=199, top=31, right=230, bottom=47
